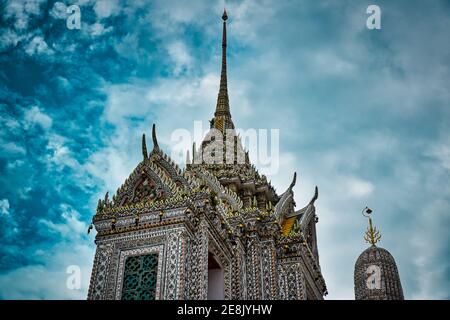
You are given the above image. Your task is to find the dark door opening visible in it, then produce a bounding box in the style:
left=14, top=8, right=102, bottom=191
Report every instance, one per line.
left=207, top=252, right=224, bottom=300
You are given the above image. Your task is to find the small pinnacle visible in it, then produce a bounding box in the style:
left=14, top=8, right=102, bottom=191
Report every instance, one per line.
left=222, top=9, right=228, bottom=21
left=142, top=133, right=148, bottom=159
left=152, top=123, right=159, bottom=150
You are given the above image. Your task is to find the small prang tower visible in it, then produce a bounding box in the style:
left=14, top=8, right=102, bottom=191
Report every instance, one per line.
left=354, top=207, right=404, bottom=300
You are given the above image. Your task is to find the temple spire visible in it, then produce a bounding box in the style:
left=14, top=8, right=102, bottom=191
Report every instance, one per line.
left=212, top=9, right=234, bottom=131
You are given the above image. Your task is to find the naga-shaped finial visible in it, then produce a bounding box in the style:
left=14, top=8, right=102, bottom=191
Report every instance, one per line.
left=142, top=133, right=148, bottom=159
left=362, top=206, right=381, bottom=245
left=309, top=186, right=319, bottom=205
left=289, top=172, right=297, bottom=189
left=152, top=123, right=159, bottom=150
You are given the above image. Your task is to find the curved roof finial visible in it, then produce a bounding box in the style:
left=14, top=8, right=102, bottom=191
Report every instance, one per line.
left=309, top=186, right=319, bottom=205
left=289, top=172, right=297, bottom=189
left=142, top=133, right=148, bottom=159
left=152, top=123, right=159, bottom=150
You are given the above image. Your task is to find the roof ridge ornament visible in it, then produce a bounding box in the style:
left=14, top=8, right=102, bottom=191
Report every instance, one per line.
left=152, top=123, right=159, bottom=150
left=289, top=172, right=297, bottom=189
left=142, top=133, right=148, bottom=159
left=362, top=206, right=381, bottom=245
left=309, top=186, right=319, bottom=205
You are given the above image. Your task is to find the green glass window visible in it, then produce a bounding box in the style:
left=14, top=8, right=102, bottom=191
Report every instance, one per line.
left=121, top=253, right=158, bottom=300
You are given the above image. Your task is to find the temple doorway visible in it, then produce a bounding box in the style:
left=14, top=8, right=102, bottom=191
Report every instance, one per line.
left=207, top=252, right=224, bottom=300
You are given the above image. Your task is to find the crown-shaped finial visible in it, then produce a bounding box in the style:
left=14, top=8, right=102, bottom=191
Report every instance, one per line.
left=362, top=206, right=381, bottom=245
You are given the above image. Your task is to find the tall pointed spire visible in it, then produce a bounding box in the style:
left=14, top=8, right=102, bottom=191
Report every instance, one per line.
left=212, top=9, right=234, bottom=132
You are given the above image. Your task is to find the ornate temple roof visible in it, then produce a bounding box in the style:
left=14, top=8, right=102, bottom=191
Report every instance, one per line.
left=89, top=11, right=327, bottom=298
left=91, top=10, right=324, bottom=284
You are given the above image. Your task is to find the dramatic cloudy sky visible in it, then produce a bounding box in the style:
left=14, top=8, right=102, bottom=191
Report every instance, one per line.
left=0, top=0, right=449, bottom=299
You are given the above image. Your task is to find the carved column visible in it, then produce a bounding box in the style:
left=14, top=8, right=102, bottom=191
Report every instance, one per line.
left=261, top=239, right=278, bottom=299
left=277, top=261, right=306, bottom=300
left=246, top=233, right=262, bottom=299
left=231, top=239, right=247, bottom=299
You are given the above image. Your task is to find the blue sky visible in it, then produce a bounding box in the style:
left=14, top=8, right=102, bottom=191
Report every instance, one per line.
left=0, top=0, right=449, bottom=299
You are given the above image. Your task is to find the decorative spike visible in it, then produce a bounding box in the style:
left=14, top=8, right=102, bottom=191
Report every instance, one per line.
left=309, top=186, right=319, bottom=205
left=142, top=134, right=148, bottom=159
left=290, top=172, right=297, bottom=189
left=152, top=124, right=159, bottom=150
left=192, top=142, right=197, bottom=164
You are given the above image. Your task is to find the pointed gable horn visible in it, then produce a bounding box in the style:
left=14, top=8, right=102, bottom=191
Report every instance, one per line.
left=152, top=123, right=159, bottom=150
left=142, top=133, right=148, bottom=159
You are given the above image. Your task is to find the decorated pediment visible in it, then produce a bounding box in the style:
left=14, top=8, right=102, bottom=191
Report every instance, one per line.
left=96, top=125, right=196, bottom=213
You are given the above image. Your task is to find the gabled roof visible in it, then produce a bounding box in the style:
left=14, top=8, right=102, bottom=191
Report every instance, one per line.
left=95, top=124, right=196, bottom=214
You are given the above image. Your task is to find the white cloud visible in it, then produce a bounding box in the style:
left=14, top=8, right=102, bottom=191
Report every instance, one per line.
left=23, top=106, right=53, bottom=130
left=0, top=141, right=26, bottom=156
left=85, top=144, right=138, bottom=197
left=94, top=0, right=121, bottom=19
left=429, top=141, right=450, bottom=171
left=0, top=29, right=22, bottom=51
left=310, top=50, right=357, bottom=77
left=5, top=0, right=45, bottom=30
left=167, top=41, right=193, bottom=75
left=45, top=134, right=80, bottom=172
left=0, top=199, right=9, bottom=215
left=0, top=242, right=94, bottom=299
left=145, top=73, right=217, bottom=109
left=101, top=82, right=153, bottom=126
left=25, top=36, right=54, bottom=56
left=345, top=176, right=375, bottom=198
left=409, top=199, right=450, bottom=299
left=39, top=204, right=87, bottom=240
left=90, top=22, right=113, bottom=37
left=49, top=2, right=67, bottom=19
